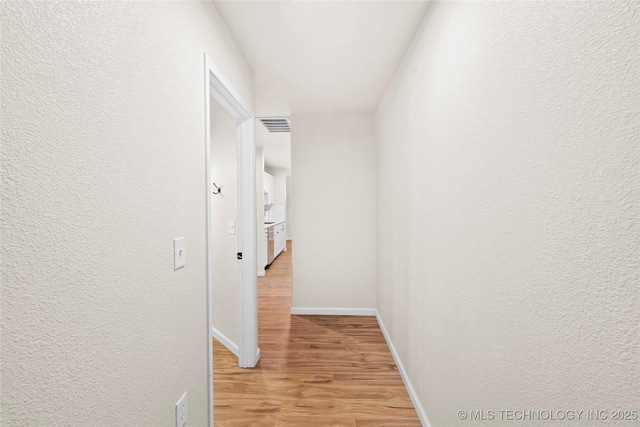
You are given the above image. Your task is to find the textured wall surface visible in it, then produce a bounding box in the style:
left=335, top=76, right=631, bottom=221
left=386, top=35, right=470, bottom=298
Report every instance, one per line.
left=1, top=1, right=253, bottom=425
left=210, top=98, right=239, bottom=347
left=375, top=1, right=639, bottom=425
left=292, top=114, right=376, bottom=309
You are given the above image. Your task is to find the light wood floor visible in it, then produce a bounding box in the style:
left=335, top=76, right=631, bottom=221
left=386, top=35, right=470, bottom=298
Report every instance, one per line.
left=213, top=241, right=421, bottom=426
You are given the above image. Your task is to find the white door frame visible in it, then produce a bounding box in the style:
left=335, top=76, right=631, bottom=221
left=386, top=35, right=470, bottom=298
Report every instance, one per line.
left=204, top=53, right=259, bottom=426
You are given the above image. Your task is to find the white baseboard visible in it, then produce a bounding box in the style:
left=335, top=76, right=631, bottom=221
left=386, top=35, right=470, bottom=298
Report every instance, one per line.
left=211, top=326, right=239, bottom=357
left=375, top=311, right=431, bottom=427
left=257, top=270, right=265, bottom=277
left=291, top=307, right=376, bottom=316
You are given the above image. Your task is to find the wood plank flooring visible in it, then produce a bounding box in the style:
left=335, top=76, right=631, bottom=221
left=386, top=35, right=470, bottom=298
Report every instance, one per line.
left=213, top=241, right=421, bottom=426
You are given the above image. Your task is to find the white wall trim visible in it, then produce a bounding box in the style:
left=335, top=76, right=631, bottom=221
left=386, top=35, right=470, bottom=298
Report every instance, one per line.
left=236, top=117, right=260, bottom=369
left=291, top=307, right=376, bottom=316
left=257, top=270, right=265, bottom=277
left=205, top=52, right=259, bottom=382
left=203, top=54, right=214, bottom=427
left=375, top=311, right=431, bottom=427
left=211, top=326, right=239, bottom=357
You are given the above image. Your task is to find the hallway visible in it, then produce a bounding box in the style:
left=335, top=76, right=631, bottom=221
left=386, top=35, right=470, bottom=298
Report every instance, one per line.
left=3, top=1, right=637, bottom=425
left=212, top=241, right=420, bottom=426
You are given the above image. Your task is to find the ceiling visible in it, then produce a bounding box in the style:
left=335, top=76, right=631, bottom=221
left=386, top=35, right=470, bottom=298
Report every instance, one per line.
left=213, top=0, right=431, bottom=168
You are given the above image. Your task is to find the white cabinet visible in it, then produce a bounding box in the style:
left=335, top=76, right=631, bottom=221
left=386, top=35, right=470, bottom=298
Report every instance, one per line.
left=263, top=172, right=275, bottom=206
left=274, top=222, right=286, bottom=257
left=265, top=221, right=286, bottom=266
left=264, top=229, right=269, bottom=268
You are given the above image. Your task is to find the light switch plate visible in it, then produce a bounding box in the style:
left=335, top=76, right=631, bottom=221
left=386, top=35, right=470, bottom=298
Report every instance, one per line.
left=174, top=237, right=185, bottom=270
left=228, top=220, right=236, bottom=234
left=176, top=392, right=187, bottom=427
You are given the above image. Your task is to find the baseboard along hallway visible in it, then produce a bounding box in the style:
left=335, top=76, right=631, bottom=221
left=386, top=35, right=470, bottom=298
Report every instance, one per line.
left=212, top=240, right=421, bottom=425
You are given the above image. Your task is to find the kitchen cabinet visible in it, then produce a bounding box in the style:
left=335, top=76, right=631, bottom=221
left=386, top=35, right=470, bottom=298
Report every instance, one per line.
left=263, top=172, right=275, bottom=206
left=264, top=229, right=269, bottom=268
left=275, top=222, right=286, bottom=257
left=265, top=221, right=286, bottom=267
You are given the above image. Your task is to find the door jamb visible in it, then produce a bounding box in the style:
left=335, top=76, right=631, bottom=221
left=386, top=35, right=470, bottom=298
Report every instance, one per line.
left=204, top=53, right=259, bottom=427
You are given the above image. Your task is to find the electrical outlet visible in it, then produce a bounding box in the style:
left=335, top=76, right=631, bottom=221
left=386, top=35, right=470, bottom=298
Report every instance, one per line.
left=176, top=392, right=187, bottom=427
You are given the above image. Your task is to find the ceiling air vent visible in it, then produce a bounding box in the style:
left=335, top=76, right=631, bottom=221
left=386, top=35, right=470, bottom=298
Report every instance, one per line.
left=258, top=117, right=291, bottom=133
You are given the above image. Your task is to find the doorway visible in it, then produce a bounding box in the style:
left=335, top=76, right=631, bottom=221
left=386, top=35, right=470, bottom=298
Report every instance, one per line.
left=204, top=54, right=259, bottom=426
left=209, top=97, right=240, bottom=360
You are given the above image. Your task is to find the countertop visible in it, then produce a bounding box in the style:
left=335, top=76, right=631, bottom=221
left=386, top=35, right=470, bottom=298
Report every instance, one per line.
left=263, top=220, right=285, bottom=230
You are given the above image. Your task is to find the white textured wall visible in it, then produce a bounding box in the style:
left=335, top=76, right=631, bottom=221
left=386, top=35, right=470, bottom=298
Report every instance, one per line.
left=291, top=114, right=376, bottom=309
left=376, top=1, right=639, bottom=425
left=210, top=99, right=239, bottom=347
left=1, top=1, right=253, bottom=425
